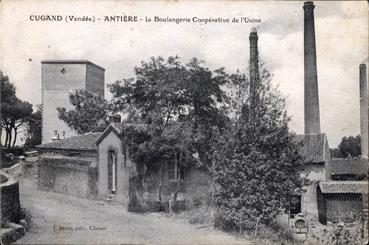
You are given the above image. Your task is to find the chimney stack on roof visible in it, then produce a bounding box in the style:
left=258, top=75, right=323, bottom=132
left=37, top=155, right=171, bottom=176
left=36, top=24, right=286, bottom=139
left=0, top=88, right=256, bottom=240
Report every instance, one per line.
left=303, top=1, right=321, bottom=135
left=249, top=27, right=259, bottom=116
left=359, top=64, right=368, bottom=157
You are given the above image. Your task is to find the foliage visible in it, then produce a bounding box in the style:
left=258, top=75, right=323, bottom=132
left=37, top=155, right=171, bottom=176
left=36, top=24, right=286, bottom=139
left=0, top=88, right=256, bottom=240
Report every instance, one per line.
left=24, top=104, right=42, bottom=147
left=305, top=222, right=365, bottom=245
left=1, top=71, right=33, bottom=148
left=212, top=63, right=305, bottom=232
left=166, top=206, right=215, bottom=225
left=332, top=225, right=362, bottom=245
left=108, top=56, right=229, bottom=201
left=330, top=135, right=361, bottom=158
left=57, top=90, right=109, bottom=134
left=224, top=68, right=249, bottom=120
left=109, top=56, right=229, bottom=169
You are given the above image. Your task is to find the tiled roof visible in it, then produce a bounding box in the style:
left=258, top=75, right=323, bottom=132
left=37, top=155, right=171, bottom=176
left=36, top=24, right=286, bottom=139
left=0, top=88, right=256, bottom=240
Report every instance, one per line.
left=37, top=132, right=102, bottom=151
left=327, top=158, right=368, bottom=176
left=294, top=134, right=329, bottom=163
left=319, top=181, right=368, bottom=194
left=95, top=122, right=147, bottom=145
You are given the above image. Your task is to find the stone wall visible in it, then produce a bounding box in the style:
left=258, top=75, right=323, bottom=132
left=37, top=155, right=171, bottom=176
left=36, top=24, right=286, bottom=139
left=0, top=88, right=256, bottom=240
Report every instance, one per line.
left=38, top=155, right=98, bottom=198
left=184, top=168, right=212, bottom=207
left=0, top=171, right=21, bottom=227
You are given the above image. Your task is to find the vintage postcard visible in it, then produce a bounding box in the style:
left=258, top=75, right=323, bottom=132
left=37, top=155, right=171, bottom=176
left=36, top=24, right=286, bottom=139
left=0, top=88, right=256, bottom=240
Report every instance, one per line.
left=0, top=0, right=368, bottom=244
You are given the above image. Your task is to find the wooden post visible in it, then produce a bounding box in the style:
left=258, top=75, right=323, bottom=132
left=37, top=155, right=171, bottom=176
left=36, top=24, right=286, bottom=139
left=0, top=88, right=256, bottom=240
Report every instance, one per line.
left=254, top=216, right=260, bottom=236
left=239, top=215, right=242, bottom=235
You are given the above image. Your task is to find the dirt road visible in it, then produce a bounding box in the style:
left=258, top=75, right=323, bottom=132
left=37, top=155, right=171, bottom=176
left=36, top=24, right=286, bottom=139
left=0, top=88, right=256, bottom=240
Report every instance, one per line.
left=16, top=177, right=252, bottom=244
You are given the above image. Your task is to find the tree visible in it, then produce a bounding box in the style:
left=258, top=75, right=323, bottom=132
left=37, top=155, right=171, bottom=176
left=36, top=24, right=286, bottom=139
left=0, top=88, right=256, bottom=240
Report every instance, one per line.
left=24, top=104, right=42, bottom=147
left=1, top=71, right=33, bottom=148
left=57, top=90, right=109, bottom=134
left=108, top=56, right=229, bottom=202
left=1, top=71, right=16, bottom=146
left=330, top=135, right=361, bottom=158
left=212, top=63, right=304, bottom=232
left=9, top=99, right=33, bottom=148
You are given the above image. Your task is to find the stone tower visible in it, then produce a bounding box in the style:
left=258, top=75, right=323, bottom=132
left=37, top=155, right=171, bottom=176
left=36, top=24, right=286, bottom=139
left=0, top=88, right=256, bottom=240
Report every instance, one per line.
left=249, top=27, right=259, bottom=116
left=303, top=1, right=321, bottom=135
left=359, top=64, right=368, bottom=157
left=41, top=60, right=105, bottom=144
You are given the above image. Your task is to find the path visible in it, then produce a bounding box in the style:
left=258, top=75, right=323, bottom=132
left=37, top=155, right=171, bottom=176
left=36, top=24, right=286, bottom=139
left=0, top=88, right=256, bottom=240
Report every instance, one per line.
left=16, top=177, right=252, bottom=244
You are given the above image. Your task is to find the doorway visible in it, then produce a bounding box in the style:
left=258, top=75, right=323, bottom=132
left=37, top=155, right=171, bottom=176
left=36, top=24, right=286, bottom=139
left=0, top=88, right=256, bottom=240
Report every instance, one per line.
left=108, top=150, right=117, bottom=194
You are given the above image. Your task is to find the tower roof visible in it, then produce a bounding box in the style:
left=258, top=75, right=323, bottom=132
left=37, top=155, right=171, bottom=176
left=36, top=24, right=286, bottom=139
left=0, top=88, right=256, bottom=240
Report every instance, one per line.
left=41, top=60, right=105, bottom=71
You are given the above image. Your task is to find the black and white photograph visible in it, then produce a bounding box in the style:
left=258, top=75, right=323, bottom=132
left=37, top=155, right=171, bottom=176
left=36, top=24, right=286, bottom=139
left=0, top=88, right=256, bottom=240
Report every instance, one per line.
left=0, top=0, right=368, bottom=244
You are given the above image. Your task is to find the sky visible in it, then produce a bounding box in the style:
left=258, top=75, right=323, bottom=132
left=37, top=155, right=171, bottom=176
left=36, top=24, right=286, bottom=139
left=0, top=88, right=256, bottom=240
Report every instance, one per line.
left=0, top=0, right=368, bottom=147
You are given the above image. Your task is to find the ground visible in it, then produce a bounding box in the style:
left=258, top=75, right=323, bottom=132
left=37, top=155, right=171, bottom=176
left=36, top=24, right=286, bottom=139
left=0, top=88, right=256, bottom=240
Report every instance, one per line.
left=16, top=176, right=252, bottom=244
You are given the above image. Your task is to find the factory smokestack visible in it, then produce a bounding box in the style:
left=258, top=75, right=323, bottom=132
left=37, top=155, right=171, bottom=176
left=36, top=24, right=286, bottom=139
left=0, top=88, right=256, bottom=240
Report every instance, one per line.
left=303, top=1, right=321, bottom=135
left=359, top=64, right=368, bottom=157
left=249, top=27, right=259, bottom=116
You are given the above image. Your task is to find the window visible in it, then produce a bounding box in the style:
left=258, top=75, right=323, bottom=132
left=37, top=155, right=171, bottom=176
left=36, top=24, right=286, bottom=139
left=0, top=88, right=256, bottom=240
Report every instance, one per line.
left=53, top=130, right=59, bottom=139
left=168, top=160, right=184, bottom=182
left=168, top=162, right=176, bottom=180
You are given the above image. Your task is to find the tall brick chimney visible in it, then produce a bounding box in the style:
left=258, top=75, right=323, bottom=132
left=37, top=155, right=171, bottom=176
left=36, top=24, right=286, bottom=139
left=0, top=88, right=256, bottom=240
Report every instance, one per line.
left=249, top=27, right=259, bottom=116
left=359, top=64, right=368, bottom=157
left=303, top=1, right=321, bottom=135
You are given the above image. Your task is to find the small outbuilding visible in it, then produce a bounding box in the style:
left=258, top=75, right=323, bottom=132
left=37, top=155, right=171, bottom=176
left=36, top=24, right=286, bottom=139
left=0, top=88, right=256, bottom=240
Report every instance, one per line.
left=317, top=158, right=368, bottom=224
left=317, top=181, right=368, bottom=224
left=37, top=132, right=101, bottom=198
left=95, top=122, right=211, bottom=212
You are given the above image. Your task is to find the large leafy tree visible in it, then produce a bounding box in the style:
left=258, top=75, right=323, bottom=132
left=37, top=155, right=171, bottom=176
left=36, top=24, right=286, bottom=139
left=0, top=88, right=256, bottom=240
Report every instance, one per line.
left=330, top=135, right=361, bottom=158
left=212, top=64, right=304, bottom=232
left=57, top=90, right=109, bottom=134
left=108, top=56, right=229, bottom=201
left=1, top=71, right=33, bottom=148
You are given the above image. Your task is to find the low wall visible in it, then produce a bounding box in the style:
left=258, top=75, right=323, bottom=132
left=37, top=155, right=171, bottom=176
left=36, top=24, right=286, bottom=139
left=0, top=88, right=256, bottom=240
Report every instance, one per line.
left=0, top=171, right=21, bottom=227
left=128, top=167, right=211, bottom=212
left=38, top=155, right=98, bottom=198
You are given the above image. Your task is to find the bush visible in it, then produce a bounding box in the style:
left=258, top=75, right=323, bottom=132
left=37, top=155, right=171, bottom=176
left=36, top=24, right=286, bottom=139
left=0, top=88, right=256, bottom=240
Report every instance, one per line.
left=168, top=205, right=215, bottom=226
left=214, top=210, right=238, bottom=231
left=2, top=147, right=25, bottom=156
